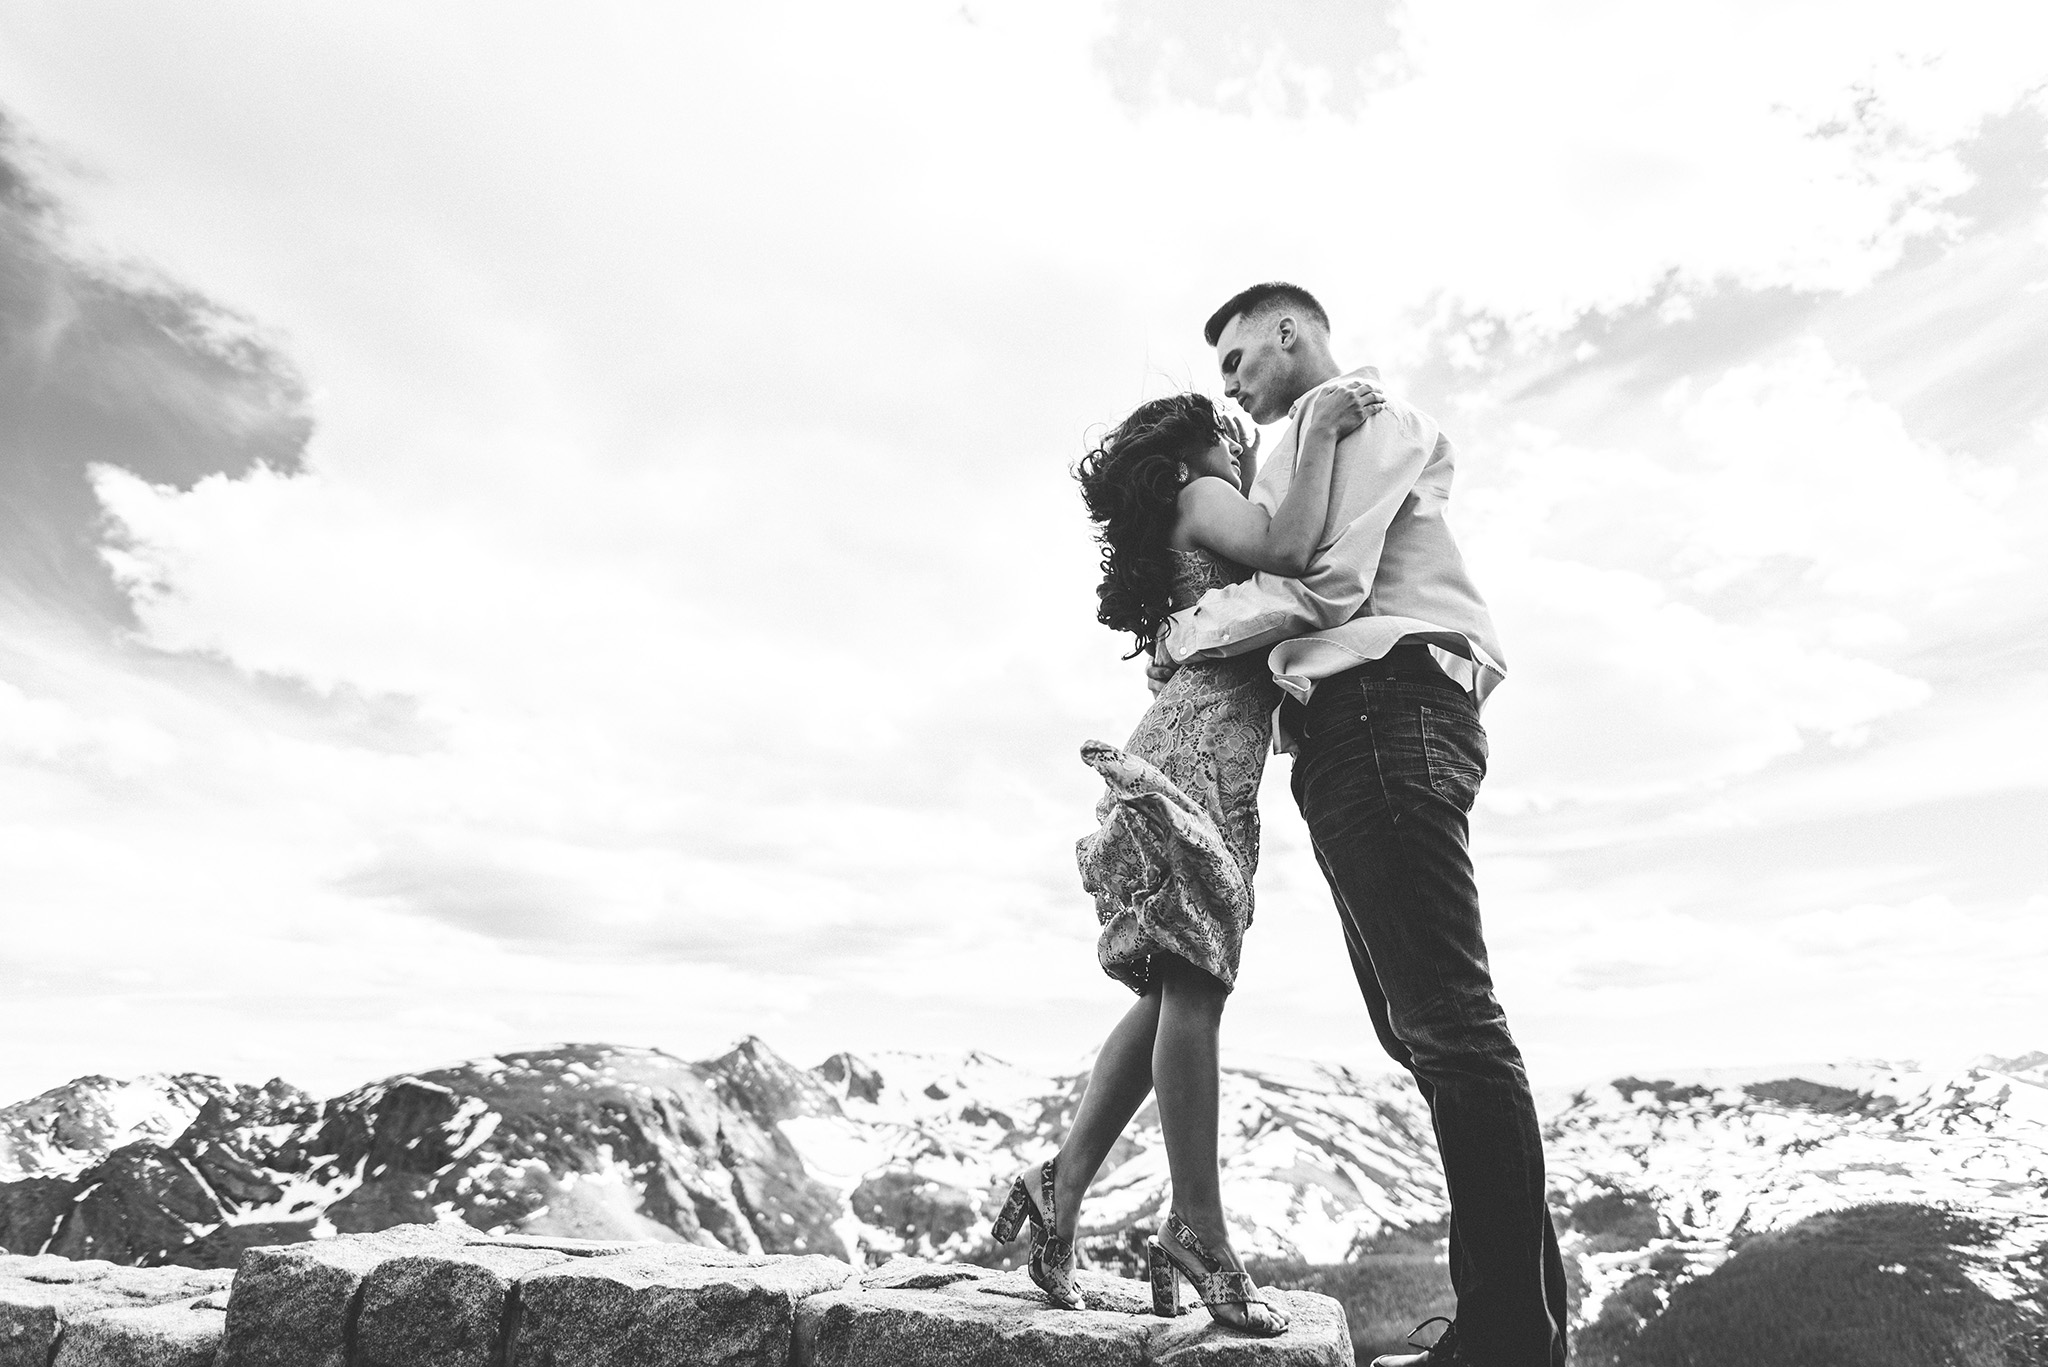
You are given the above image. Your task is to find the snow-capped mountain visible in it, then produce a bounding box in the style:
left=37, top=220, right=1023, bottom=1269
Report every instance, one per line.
left=796, top=1047, right=1448, bottom=1266
left=2, top=1039, right=2041, bottom=1341
left=1549, top=1054, right=2048, bottom=1238
left=0, top=1073, right=242, bottom=1182
left=0, top=1040, right=1446, bottom=1270
left=1543, top=1053, right=2048, bottom=1329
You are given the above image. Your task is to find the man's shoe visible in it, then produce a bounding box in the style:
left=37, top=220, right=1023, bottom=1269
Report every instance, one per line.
left=1370, top=1316, right=1462, bottom=1367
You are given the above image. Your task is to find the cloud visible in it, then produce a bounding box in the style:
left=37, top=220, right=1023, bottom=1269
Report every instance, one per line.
left=0, top=111, right=309, bottom=628
left=1449, top=331, right=2023, bottom=808
left=1477, top=559, right=1934, bottom=806
left=1490, top=884, right=2048, bottom=1071
left=1671, top=338, right=2017, bottom=602
left=1095, top=0, right=1410, bottom=117
left=1414, top=83, right=2048, bottom=818
left=0, top=6, right=2044, bottom=1102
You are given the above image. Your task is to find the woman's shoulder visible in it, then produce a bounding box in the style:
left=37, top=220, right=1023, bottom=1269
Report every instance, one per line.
left=1167, top=476, right=1242, bottom=553
left=1171, top=474, right=1244, bottom=529
left=1176, top=474, right=1243, bottom=505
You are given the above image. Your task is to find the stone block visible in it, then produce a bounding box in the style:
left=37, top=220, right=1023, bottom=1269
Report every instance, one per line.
left=215, top=1222, right=467, bottom=1367
left=513, top=1245, right=857, bottom=1367
left=0, top=1256, right=230, bottom=1367
left=795, top=1268, right=1156, bottom=1367
left=1148, top=1290, right=1355, bottom=1366
left=355, top=1243, right=569, bottom=1367
left=795, top=1265, right=1354, bottom=1367
left=51, top=1299, right=226, bottom=1367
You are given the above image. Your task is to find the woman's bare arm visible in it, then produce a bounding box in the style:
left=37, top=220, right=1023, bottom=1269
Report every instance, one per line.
left=1174, top=380, right=1378, bottom=575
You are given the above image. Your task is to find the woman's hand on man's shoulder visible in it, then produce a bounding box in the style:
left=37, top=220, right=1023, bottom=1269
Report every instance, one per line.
left=1305, top=378, right=1385, bottom=440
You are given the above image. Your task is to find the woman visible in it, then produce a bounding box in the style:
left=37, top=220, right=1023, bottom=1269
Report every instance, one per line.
left=989, top=381, right=1377, bottom=1334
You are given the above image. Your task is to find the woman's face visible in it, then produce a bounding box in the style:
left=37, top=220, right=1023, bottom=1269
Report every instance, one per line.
left=1184, top=432, right=1244, bottom=489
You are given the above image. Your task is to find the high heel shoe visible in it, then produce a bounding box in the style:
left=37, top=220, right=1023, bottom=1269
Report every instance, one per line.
left=988, top=1158, right=1086, bottom=1310
left=1146, top=1212, right=1288, bottom=1336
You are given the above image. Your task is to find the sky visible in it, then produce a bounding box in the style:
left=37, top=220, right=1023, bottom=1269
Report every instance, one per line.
left=1, top=0, right=2044, bottom=1104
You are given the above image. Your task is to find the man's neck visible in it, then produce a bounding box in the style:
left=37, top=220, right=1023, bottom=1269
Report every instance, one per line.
left=1282, top=355, right=1344, bottom=411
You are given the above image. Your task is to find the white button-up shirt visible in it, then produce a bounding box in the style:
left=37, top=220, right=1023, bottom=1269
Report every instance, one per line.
left=1161, top=367, right=1507, bottom=750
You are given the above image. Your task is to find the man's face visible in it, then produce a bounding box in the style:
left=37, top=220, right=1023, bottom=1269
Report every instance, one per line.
left=1215, top=312, right=1295, bottom=424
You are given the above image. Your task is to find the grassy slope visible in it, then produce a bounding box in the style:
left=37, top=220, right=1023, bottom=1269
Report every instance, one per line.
left=1621, top=1204, right=2046, bottom=1367
left=1252, top=1222, right=1459, bottom=1362
left=1254, top=1254, right=1456, bottom=1360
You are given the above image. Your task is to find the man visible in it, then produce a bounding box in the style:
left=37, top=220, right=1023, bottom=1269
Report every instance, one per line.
left=1155, top=283, right=1567, bottom=1367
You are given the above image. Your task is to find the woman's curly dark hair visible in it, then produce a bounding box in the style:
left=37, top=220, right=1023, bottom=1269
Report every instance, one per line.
left=1074, top=392, right=1238, bottom=657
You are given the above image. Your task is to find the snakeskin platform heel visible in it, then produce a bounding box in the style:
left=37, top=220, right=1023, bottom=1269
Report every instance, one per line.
left=987, top=1158, right=1086, bottom=1310
left=1146, top=1212, right=1287, bottom=1336
left=988, top=1172, right=1035, bottom=1246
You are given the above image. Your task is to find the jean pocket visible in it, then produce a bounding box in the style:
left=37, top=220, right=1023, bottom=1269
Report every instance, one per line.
left=1419, top=703, right=1488, bottom=811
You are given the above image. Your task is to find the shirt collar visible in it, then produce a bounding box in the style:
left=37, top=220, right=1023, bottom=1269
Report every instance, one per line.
left=1285, top=365, right=1382, bottom=420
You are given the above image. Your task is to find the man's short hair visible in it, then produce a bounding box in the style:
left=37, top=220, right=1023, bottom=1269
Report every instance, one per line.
left=1203, top=282, right=1330, bottom=346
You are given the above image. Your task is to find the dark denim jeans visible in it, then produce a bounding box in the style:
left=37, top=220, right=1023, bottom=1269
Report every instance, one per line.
left=1284, top=660, right=1567, bottom=1367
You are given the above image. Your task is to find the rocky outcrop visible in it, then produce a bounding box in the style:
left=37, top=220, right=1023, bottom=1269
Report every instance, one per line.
left=172, top=1083, right=320, bottom=1215
left=44, top=1147, right=223, bottom=1264
left=298, top=1045, right=848, bottom=1259
left=814, top=1056, right=881, bottom=1106
left=0, top=1077, right=238, bottom=1185
left=0, top=1079, right=319, bottom=1266
left=847, top=1171, right=979, bottom=1252
left=161, top=1222, right=315, bottom=1271
left=708, top=1041, right=844, bottom=1126
left=0, top=1179, right=72, bottom=1261
left=5, top=1232, right=1353, bottom=1366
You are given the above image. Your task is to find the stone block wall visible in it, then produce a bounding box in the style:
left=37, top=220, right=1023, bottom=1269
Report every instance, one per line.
left=0, top=1255, right=230, bottom=1367
left=3, top=1226, right=1353, bottom=1366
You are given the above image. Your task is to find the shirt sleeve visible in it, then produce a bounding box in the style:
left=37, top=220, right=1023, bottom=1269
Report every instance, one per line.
left=1161, top=408, right=1439, bottom=663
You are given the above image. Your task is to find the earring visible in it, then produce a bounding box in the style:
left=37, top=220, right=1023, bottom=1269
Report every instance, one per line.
left=1176, top=462, right=1191, bottom=484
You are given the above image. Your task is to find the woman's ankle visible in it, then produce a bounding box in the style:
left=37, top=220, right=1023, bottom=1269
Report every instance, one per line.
left=1169, top=1207, right=1240, bottom=1266
left=1046, top=1156, right=1086, bottom=1240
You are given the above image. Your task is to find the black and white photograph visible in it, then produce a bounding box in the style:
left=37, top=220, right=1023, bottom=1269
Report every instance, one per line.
left=2, top=4, right=2044, bottom=1364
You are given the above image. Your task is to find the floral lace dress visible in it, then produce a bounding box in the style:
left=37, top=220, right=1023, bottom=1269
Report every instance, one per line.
left=1077, top=549, right=1281, bottom=994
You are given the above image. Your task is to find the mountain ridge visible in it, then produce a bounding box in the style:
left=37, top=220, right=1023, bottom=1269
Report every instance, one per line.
left=3, top=1038, right=2042, bottom=1351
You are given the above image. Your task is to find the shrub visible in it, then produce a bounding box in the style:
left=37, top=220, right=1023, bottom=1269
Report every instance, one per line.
left=1568, top=1187, right=1665, bottom=1251
left=1612, top=1078, right=1713, bottom=1105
